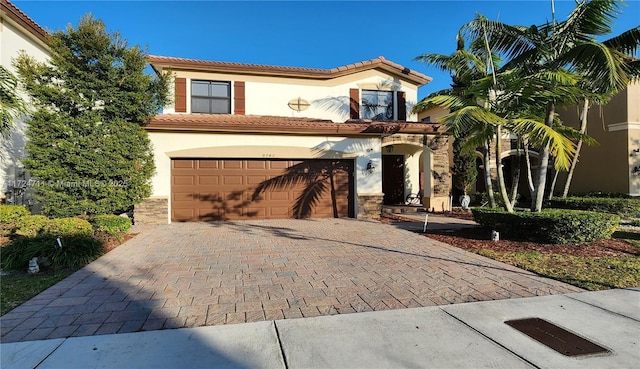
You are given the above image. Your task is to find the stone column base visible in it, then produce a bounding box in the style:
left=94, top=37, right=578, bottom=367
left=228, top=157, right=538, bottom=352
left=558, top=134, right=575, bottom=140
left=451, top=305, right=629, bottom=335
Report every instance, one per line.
left=357, top=193, right=384, bottom=219
left=423, top=195, right=452, bottom=213
left=134, top=197, right=168, bottom=225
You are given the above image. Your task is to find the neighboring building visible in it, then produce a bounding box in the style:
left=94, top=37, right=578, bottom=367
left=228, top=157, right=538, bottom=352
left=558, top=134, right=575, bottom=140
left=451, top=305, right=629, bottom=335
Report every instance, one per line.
left=141, top=56, right=451, bottom=224
left=418, top=82, right=640, bottom=201
left=0, top=0, right=49, bottom=205
left=556, top=82, right=640, bottom=196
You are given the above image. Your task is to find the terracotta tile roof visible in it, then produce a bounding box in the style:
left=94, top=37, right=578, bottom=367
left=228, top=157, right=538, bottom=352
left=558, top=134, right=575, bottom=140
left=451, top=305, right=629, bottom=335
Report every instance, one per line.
left=146, top=114, right=444, bottom=135
left=0, top=0, right=48, bottom=43
left=148, top=55, right=432, bottom=86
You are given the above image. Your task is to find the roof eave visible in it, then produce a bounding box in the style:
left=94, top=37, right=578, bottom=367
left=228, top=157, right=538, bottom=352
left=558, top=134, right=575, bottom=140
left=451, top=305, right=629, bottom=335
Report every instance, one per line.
left=0, top=0, right=49, bottom=46
left=148, top=55, right=432, bottom=86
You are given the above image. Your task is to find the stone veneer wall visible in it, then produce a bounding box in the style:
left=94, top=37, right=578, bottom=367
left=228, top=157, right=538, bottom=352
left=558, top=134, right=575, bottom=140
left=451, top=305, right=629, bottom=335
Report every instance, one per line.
left=357, top=194, right=384, bottom=219
left=426, top=135, right=452, bottom=198
left=134, top=197, right=168, bottom=225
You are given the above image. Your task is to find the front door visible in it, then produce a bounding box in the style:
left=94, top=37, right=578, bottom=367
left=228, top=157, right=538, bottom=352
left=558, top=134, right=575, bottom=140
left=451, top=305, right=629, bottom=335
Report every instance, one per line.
left=382, top=155, right=405, bottom=205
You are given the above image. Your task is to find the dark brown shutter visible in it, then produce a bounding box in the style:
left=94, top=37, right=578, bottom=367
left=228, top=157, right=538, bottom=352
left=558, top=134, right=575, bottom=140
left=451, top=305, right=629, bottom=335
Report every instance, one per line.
left=174, top=78, right=187, bottom=113
left=349, top=88, right=360, bottom=119
left=234, top=81, right=245, bottom=115
left=397, top=91, right=406, bottom=121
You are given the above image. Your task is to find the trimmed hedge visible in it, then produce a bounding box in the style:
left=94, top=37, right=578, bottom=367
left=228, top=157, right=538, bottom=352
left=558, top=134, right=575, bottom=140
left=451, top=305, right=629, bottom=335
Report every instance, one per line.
left=43, top=217, right=93, bottom=238
left=546, top=197, right=640, bottom=218
left=0, top=205, right=30, bottom=236
left=90, top=215, right=131, bottom=236
left=472, top=208, right=620, bottom=244
left=15, top=215, right=49, bottom=237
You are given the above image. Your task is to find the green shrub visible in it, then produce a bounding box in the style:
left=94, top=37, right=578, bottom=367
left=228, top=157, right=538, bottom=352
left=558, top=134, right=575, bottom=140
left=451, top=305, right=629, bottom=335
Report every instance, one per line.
left=547, top=197, right=640, bottom=218
left=0, top=205, right=30, bottom=222
left=1, top=235, right=103, bottom=270
left=90, top=214, right=131, bottom=235
left=15, top=215, right=49, bottom=237
left=42, top=217, right=93, bottom=238
left=0, top=205, right=30, bottom=236
left=472, top=208, right=620, bottom=244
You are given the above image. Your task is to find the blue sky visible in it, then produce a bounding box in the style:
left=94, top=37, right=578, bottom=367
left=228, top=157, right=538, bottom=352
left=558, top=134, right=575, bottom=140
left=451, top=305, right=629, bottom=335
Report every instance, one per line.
left=12, top=0, right=640, bottom=99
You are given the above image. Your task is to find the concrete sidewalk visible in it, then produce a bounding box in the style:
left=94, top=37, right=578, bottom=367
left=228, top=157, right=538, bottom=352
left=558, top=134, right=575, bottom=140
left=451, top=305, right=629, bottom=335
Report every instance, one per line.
left=3, top=288, right=638, bottom=369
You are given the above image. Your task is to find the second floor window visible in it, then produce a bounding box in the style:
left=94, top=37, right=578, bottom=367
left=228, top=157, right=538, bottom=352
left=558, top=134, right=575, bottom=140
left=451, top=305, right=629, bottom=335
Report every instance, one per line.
left=191, top=80, right=231, bottom=114
left=362, top=90, right=394, bottom=120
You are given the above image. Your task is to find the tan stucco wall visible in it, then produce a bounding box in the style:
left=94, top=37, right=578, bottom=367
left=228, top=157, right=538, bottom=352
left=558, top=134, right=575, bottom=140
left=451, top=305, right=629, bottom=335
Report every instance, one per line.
left=417, top=106, right=449, bottom=123
left=557, top=85, right=637, bottom=195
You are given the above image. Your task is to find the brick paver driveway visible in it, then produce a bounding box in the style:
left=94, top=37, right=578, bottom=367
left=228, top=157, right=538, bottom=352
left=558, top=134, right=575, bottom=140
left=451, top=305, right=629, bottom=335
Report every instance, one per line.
left=1, top=218, right=582, bottom=342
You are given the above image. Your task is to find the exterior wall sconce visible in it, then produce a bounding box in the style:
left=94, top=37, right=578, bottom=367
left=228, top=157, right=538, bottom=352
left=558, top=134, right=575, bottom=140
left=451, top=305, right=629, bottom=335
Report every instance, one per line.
left=631, top=148, right=640, bottom=156
left=385, top=145, right=394, bottom=153
left=366, top=160, right=376, bottom=174
left=632, top=166, right=640, bottom=175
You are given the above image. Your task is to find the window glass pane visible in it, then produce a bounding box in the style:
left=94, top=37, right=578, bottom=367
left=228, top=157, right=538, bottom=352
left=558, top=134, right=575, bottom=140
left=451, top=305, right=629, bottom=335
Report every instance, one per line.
left=191, top=97, right=210, bottom=113
left=211, top=82, right=230, bottom=97
left=362, top=90, right=393, bottom=120
left=192, top=81, right=210, bottom=96
left=210, top=99, right=230, bottom=114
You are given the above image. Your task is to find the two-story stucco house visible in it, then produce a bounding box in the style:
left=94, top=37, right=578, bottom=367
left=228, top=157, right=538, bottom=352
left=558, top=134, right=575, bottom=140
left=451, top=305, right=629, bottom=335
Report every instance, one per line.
left=139, top=56, right=451, bottom=224
left=0, top=0, right=49, bottom=205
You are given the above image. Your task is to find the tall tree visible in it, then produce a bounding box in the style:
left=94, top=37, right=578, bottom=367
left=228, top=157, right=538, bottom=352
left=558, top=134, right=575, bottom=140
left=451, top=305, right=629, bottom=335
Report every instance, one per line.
left=463, top=0, right=639, bottom=211
left=560, top=26, right=640, bottom=197
left=413, top=35, right=498, bottom=208
left=414, top=34, right=577, bottom=212
left=15, top=15, right=170, bottom=217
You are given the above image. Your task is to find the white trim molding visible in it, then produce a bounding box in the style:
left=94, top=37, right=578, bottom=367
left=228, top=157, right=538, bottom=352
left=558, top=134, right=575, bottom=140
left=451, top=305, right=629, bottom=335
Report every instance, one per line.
left=608, top=122, right=640, bottom=132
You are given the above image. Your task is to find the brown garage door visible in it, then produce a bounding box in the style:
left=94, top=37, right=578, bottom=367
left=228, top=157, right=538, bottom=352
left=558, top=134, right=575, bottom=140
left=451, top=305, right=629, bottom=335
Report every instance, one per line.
left=171, top=159, right=354, bottom=221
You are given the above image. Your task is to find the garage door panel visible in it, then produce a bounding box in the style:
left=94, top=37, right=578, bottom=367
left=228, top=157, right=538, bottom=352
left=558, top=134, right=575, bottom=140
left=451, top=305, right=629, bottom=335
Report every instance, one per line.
left=198, top=160, right=219, bottom=169
left=173, top=160, right=195, bottom=169
left=223, top=160, right=243, bottom=169
left=172, top=192, right=196, bottom=202
left=246, top=175, right=267, bottom=185
left=173, top=176, right=195, bottom=185
left=222, top=176, right=243, bottom=185
left=246, top=161, right=267, bottom=169
left=268, top=191, right=291, bottom=201
left=171, top=158, right=354, bottom=221
left=268, top=207, right=292, bottom=217
left=198, top=176, right=219, bottom=185
left=172, top=208, right=195, bottom=222
left=243, top=207, right=266, bottom=218
left=269, top=161, right=290, bottom=170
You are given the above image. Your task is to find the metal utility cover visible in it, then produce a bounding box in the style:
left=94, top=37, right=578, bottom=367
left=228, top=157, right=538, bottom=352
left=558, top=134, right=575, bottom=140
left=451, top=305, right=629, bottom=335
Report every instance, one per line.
left=505, top=318, right=610, bottom=357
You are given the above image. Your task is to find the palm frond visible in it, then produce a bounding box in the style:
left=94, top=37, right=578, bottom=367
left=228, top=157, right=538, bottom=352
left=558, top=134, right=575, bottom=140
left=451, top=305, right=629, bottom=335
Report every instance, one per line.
left=556, top=42, right=629, bottom=93
left=462, top=14, right=535, bottom=60
left=553, top=124, right=599, bottom=147
left=510, top=118, right=576, bottom=170
left=418, top=94, right=469, bottom=112
left=603, top=26, right=640, bottom=55
left=556, top=0, right=621, bottom=44
left=441, top=106, right=504, bottom=136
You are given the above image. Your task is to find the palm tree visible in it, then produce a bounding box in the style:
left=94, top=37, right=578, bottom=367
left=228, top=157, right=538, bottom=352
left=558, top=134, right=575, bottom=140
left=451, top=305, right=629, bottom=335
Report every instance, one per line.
left=413, top=34, right=500, bottom=208
left=560, top=25, right=640, bottom=197
left=462, top=0, right=639, bottom=211
left=414, top=34, right=577, bottom=213
left=0, top=66, right=27, bottom=138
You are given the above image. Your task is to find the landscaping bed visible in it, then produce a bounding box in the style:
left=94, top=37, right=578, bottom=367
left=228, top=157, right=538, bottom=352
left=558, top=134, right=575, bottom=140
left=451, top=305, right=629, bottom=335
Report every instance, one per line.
left=422, top=220, right=640, bottom=291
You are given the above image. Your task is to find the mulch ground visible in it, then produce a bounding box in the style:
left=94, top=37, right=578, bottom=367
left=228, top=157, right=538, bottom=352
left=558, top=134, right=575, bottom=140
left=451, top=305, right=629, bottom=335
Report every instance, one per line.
left=382, top=212, right=640, bottom=258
